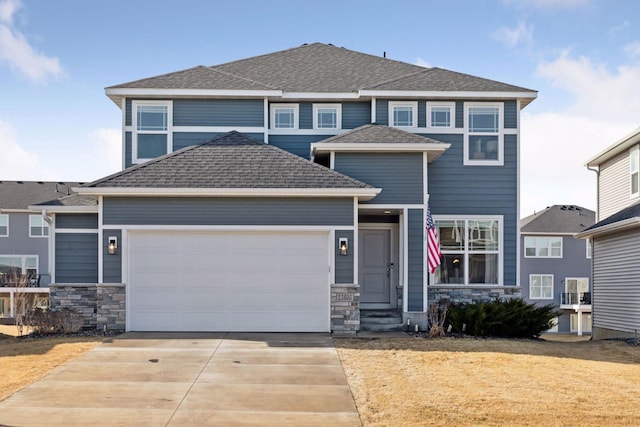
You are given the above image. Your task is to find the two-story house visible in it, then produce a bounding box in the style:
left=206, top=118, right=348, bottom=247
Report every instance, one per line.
left=0, top=181, right=79, bottom=317
left=520, top=205, right=594, bottom=335
left=35, top=43, right=537, bottom=333
left=577, top=127, right=640, bottom=339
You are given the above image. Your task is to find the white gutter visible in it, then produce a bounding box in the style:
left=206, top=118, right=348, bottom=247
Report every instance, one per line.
left=575, top=217, right=640, bottom=239
left=311, top=142, right=450, bottom=153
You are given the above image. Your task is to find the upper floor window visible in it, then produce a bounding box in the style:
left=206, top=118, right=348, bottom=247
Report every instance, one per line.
left=313, top=104, right=341, bottom=130
left=530, top=274, right=553, bottom=299
left=427, top=102, right=455, bottom=128
left=464, top=103, right=503, bottom=165
left=0, top=214, right=7, bottom=237
left=271, top=104, right=298, bottom=129
left=524, top=236, right=562, bottom=258
left=29, top=215, right=49, bottom=238
left=389, top=102, right=417, bottom=128
left=630, top=146, right=639, bottom=197
left=133, top=101, right=172, bottom=163
left=433, top=217, right=501, bottom=285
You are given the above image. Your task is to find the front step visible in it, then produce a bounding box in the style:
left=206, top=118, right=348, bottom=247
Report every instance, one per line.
left=359, top=310, right=404, bottom=332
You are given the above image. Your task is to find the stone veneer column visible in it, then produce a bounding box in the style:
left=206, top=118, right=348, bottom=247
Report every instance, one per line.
left=331, top=284, right=360, bottom=334
left=96, top=284, right=126, bottom=332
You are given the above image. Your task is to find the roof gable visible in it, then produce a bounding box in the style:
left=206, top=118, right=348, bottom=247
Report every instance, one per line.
left=81, top=132, right=373, bottom=191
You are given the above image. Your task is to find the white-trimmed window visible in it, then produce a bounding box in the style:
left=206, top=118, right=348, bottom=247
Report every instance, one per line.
left=0, top=214, right=7, bottom=237
left=29, top=215, right=48, bottom=238
left=132, top=100, right=172, bottom=163
left=0, top=255, right=38, bottom=277
left=271, top=104, right=299, bottom=129
left=586, top=239, right=592, bottom=259
left=389, top=102, right=417, bottom=128
left=570, top=313, right=592, bottom=333
left=313, top=104, right=341, bottom=130
left=427, top=102, right=455, bottom=128
left=433, top=217, right=502, bottom=285
left=529, top=274, right=553, bottom=299
left=630, top=146, right=639, bottom=197
left=464, top=103, right=503, bottom=165
left=524, top=236, right=562, bottom=258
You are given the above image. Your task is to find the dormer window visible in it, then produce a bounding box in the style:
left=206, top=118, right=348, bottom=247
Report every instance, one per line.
left=389, top=102, right=417, bottom=128
left=132, top=101, right=172, bottom=163
left=271, top=104, right=298, bottom=129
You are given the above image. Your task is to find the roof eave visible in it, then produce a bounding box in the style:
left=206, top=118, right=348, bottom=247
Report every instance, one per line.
left=311, top=142, right=450, bottom=162
left=575, top=217, right=640, bottom=239
left=105, top=88, right=284, bottom=106
left=358, top=90, right=537, bottom=106
left=585, top=127, right=640, bottom=167
left=74, top=187, right=381, bottom=200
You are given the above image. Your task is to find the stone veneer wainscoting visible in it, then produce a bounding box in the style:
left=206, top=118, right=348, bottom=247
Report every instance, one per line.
left=331, top=283, right=360, bottom=334
left=49, top=284, right=126, bottom=332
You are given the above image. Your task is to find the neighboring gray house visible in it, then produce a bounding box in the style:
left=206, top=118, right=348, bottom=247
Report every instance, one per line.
left=578, top=127, right=640, bottom=339
left=520, top=205, right=594, bottom=335
left=35, top=43, right=537, bottom=333
left=0, top=181, right=79, bottom=317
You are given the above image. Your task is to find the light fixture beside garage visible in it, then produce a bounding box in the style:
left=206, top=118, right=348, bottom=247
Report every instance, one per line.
left=107, top=236, right=118, bottom=255
left=339, top=238, right=348, bottom=256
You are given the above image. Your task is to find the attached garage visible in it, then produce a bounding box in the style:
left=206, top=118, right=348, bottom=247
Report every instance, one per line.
left=127, top=230, right=331, bottom=332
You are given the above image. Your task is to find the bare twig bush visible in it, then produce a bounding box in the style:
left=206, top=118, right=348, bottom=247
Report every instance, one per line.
left=7, top=270, right=39, bottom=337
left=428, top=302, right=448, bottom=338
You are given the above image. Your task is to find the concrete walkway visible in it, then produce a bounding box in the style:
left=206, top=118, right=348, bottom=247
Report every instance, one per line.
left=0, top=332, right=361, bottom=426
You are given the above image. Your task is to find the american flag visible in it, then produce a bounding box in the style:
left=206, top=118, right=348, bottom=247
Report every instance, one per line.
left=426, top=205, right=442, bottom=274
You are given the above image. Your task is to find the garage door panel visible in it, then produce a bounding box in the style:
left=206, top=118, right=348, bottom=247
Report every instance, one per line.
left=129, top=231, right=330, bottom=332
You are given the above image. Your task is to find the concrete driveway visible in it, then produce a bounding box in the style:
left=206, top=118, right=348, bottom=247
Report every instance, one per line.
left=0, top=332, right=361, bottom=426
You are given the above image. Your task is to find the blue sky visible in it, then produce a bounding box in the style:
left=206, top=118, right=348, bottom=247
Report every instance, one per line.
left=1, top=0, right=639, bottom=216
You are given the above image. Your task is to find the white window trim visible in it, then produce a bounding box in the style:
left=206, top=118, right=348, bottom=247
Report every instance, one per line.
left=28, top=215, right=49, bottom=238
left=388, top=101, right=418, bottom=128
left=463, top=102, right=504, bottom=166
left=432, top=215, right=503, bottom=286
left=0, top=254, right=38, bottom=275
left=312, top=103, right=342, bottom=130
left=524, top=236, right=563, bottom=258
left=270, top=103, right=299, bottom=130
left=0, top=214, right=7, bottom=237
left=586, top=239, right=592, bottom=259
left=427, top=101, right=455, bottom=129
left=630, top=145, right=639, bottom=198
left=564, top=277, right=589, bottom=293
left=132, top=100, right=173, bottom=164
left=529, top=274, right=554, bottom=300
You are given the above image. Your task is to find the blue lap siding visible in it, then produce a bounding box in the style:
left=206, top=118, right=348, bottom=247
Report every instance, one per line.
left=55, top=233, right=98, bottom=283
left=335, top=230, right=355, bottom=283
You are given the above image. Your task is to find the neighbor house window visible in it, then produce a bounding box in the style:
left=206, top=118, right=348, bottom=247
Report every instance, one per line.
left=433, top=217, right=501, bottom=285
left=631, top=146, right=639, bottom=197
left=570, top=313, right=592, bottom=333
left=529, top=274, right=553, bottom=299
left=29, top=215, right=48, bottom=238
left=524, top=236, right=562, bottom=258
left=465, top=103, right=502, bottom=165
left=0, top=255, right=37, bottom=277
left=427, top=102, right=455, bottom=128
left=389, top=102, right=417, bottom=128
left=586, top=239, right=592, bottom=259
left=132, top=101, right=172, bottom=163
left=0, top=214, right=7, bottom=237
left=271, top=104, right=298, bottom=129
left=313, top=104, right=341, bottom=129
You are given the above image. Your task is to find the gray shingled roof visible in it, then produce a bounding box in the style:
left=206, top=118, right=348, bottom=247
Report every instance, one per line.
left=35, top=194, right=98, bottom=207
left=82, top=132, right=373, bottom=190
left=0, top=181, right=82, bottom=210
left=314, top=124, right=447, bottom=145
left=107, top=43, right=536, bottom=95
left=580, top=201, right=640, bottom=233
left=520, top=205, right=595, bottom=233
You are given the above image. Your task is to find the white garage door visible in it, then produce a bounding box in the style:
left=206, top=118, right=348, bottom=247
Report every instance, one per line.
left=128, top=231, right=330, bottom=332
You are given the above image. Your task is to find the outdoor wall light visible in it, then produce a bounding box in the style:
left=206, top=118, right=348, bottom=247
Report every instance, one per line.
left=108, top=236, right=118, bottom=255
left=339, top=238, right=348, bottom=256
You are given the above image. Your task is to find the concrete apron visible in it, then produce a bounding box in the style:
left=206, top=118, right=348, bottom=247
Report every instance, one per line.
left=0, top=332, right=361, bottom=426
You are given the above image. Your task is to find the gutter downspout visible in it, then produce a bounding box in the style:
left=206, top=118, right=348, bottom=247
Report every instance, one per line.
left=41, top=209, right=53, bottom=286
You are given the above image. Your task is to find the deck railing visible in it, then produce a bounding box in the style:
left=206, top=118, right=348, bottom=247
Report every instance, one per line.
left=560, top=292, right=591, bottom=305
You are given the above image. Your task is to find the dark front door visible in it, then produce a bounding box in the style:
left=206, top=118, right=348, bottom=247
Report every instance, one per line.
left=359, top=228, right=393, bottom=308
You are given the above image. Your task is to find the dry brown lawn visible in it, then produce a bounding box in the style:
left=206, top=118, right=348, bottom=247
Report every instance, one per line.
left=0, top=324, right=104, bottom=401
left=336, top=335, right=640, bottom=427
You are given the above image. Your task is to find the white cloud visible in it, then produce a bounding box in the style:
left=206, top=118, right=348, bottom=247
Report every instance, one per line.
left=624, top=41, right=640, bottom=58
left=0, top=0, right=64, bottom=84
left=414, top=58, right=431, bottom=68
left=608, top=20, right=630, bottom=38
left=0, top=119, right=55, bottom=180
left=492, top=21, right=533, bottom=48
left=89, top=128, right=121, bottom=173
left=0, top=0, right=19, bottom=24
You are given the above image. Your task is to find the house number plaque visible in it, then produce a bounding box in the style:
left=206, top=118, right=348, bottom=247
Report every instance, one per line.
left=335, top=293, right=354, bottom=302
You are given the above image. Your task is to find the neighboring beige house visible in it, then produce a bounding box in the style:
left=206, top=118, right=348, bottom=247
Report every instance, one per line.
left=578, top=127, right=640, bottom=339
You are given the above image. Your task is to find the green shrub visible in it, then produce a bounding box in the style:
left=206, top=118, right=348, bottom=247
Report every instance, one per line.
left=446, top=298, right=561, bottom=338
